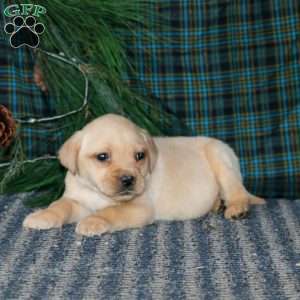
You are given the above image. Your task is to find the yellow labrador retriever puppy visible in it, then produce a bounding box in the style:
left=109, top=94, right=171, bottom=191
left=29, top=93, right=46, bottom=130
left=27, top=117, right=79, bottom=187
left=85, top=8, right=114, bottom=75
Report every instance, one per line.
left=23, top=114, right=264, bottom=236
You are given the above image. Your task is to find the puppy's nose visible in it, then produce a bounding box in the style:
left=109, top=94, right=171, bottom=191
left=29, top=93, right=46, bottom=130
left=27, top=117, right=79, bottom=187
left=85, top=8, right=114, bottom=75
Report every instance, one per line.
left=120, top=175, right=135, bottom=188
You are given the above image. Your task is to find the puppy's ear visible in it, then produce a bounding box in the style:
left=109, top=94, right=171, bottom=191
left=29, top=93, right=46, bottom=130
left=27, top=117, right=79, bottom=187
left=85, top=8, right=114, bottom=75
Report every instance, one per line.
left=58, top=131, right=83, bottom=174
left=140, top=129, right=158, bottom=173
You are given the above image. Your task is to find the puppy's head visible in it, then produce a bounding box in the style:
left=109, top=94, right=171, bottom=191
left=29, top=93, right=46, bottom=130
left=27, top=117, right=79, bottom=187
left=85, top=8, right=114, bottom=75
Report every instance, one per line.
left=59, top=114, right=157, bottom=201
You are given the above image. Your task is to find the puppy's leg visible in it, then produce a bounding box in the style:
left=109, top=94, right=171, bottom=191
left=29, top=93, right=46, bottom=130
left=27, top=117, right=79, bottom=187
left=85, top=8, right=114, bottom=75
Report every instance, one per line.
left=76, top=200, right=154, bottom=236
left=205, top=140, right=264, bottom=219
left=211, top=197, right=226, bottom=214
left=23, top=197, right=90, bottom=230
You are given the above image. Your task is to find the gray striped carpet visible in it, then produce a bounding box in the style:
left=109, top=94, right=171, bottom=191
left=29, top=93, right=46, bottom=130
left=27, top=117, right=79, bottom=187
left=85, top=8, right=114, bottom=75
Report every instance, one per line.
left=1, top=194, right=300, bottom=300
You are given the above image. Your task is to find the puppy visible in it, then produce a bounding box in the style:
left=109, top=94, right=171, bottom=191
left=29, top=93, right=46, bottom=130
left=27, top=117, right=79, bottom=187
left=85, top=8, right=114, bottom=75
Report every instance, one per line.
left=23, top=114, right=265, bottom=236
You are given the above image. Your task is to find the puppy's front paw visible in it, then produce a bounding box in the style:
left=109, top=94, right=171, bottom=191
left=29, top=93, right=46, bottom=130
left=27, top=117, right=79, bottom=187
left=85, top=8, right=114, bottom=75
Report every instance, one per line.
left=224, top=203, right=249, bottom=219
left=23, top=209, right=63, bottom=230
left=75, top=216, right=110, bottom=236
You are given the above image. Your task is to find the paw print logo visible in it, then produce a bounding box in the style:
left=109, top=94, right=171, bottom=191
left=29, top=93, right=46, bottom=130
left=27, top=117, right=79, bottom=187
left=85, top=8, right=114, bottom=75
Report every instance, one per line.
left=4, top=16, right=45, bottom=48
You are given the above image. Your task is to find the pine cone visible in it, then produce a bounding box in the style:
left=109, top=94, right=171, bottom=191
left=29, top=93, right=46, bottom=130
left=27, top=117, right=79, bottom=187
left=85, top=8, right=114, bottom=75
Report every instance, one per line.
left=0, top=105, right=16, bottom=148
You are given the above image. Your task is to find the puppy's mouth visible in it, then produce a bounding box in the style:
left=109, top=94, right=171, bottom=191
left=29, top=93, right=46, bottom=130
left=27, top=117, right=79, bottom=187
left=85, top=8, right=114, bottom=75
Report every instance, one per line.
left=114, top=189, right=137, bottom=201
left=119, top=190, right=134, bottom=196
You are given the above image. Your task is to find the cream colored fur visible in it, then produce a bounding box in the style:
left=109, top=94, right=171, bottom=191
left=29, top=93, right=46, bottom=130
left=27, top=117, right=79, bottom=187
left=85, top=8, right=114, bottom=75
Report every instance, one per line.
left=23, top=114, right=265, bottom=236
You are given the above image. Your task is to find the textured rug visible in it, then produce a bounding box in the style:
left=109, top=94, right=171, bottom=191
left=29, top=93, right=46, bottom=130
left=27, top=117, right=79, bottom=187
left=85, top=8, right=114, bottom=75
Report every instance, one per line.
left=0, top=194, right=300, bottom=300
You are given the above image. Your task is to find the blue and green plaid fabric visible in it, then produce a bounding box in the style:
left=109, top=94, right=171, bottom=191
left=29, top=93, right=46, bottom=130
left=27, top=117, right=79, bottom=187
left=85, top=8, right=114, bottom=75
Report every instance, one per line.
left=0, top=0, right=300, bottom=198
left=126, top=0, right=300, bottom=199
left=0, top=3, right=63, bottom=161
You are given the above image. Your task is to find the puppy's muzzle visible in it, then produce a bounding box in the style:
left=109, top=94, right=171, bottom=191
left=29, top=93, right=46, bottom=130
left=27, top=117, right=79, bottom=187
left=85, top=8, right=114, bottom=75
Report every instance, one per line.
left=120, top=175, right=135, bottom=190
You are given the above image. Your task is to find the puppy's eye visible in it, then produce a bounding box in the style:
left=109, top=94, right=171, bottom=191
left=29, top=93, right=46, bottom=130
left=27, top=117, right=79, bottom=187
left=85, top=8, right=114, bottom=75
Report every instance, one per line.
left=135, top=151, right=145, bottom=161
left=96, top=153, right=109, bottom=162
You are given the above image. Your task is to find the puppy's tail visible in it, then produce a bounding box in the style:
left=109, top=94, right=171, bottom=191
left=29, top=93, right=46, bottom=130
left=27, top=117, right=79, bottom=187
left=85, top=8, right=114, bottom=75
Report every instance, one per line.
left=248, top=193, right=266, bottom=205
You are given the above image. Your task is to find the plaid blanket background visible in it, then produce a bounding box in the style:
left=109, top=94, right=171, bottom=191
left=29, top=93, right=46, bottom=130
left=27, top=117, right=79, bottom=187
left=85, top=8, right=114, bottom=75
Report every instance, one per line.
left=0, top=0, right=299, bottom=198
left=126, top=0, right=300, bottom=199
left=0, top=3, right=63, bottom=162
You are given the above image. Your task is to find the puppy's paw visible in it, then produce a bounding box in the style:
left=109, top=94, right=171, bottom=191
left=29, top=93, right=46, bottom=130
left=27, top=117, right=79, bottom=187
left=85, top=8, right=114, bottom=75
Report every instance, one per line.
left=75, top=216, right=110, bottom=236
left=224, top=203, right=249, bottom=219
left=23, top=209, right=63, bottom=229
